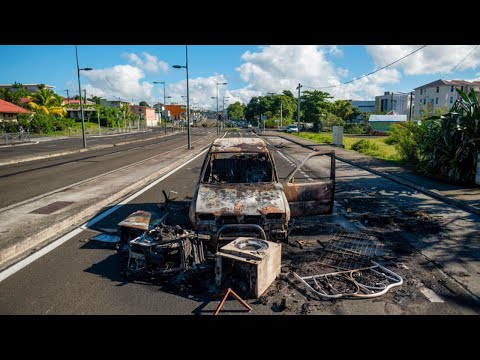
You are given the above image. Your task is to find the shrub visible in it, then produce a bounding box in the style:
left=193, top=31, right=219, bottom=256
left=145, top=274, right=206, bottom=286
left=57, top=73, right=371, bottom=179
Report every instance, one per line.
left=389, top=121, right=425, bottom=163
left=344, top=123, right=366, bottom=134
left=351, top=139, right=380, bottom=153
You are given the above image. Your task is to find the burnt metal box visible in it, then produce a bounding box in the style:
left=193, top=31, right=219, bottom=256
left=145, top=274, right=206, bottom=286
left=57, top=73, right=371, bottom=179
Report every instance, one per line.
left=215, top=237, right=281, bottom=299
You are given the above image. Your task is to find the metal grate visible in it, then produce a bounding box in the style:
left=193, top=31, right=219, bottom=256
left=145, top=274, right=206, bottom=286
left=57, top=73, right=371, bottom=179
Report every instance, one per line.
left=318, top=231, right=383, bottom=271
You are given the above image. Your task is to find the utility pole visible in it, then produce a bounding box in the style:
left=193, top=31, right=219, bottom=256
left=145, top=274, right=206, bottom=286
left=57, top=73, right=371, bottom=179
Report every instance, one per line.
left=83, top=89, right=87, bottom=104
left=296, top=83, right=302, bottom=131
left=409, top=92, right=413, bottom=121
left=280, top=102, right=283, bottom=130
left=64, top=89, right=70, bottom=104
left=97, top=110, right=100, bottom=134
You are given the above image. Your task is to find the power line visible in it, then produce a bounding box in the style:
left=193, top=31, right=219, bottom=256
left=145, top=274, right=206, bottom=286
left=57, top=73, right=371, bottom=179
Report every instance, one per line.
left=303, top=45, right=428, bottom=90
left=443, top=45, right=479, bottom=78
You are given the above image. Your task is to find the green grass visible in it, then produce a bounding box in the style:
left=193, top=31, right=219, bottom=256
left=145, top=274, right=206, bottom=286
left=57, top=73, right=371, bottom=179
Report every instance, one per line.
left=292, top=132, right=402, bottom=162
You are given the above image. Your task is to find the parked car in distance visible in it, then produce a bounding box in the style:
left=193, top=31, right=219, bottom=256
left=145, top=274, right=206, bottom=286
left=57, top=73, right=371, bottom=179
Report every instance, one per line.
left=286, top=125, right=299, bottom=133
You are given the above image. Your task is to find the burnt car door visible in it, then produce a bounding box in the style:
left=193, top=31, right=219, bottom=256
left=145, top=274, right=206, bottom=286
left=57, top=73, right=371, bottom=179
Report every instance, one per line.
left=282, top=151, right=335, bottom=217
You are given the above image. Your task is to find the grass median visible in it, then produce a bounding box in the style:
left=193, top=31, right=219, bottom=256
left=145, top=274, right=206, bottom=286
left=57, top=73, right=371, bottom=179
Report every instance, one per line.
left=293, top=132, right=402, bottom=162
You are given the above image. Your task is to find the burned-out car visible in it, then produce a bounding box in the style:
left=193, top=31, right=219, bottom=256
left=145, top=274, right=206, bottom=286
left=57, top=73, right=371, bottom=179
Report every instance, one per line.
left=189, top=137, right=335, bottom=246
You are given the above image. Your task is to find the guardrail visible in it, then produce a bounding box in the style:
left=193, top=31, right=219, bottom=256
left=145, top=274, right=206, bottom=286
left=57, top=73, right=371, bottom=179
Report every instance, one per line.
left=0, top=131, right=31, bottom=145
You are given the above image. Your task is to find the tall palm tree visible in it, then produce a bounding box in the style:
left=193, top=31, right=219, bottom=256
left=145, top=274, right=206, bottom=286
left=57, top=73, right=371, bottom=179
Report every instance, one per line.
left=28, top=89, right=66, bottom=117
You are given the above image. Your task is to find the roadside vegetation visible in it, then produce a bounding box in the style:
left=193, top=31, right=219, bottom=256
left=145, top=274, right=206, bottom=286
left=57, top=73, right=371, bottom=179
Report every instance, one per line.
left=0, top=83, right=144, bottom=135
left=290, top=88, right=479, bottom=184
left=295, top=132, right=402, bottom=162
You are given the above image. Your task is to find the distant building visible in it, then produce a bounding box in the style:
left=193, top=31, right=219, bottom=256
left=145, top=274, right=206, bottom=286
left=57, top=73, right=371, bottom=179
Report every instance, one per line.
left=413, top=79, right=480, bottom=120
left=375, top=92, right=413, bottom=117
left=0, top=84, right=54, bottom=93
left=0, top=99, right=30, bottom=122
left=129, top=105, right=157, bottom=127
left=99, top=98, right=132, bottom=108
left=62, top=98, right=95, bottom=106
left=350, top=100, right=376, bottom=122
left=165, top=104, right=187, bottom=120
left=368, top=111, right=407, bottom=134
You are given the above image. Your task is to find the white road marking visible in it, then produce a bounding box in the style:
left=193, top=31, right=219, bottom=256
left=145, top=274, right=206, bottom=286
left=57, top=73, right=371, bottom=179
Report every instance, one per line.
left=0, top=148, right=210, bottom=283
left=418, top=284, right=444, bottom=303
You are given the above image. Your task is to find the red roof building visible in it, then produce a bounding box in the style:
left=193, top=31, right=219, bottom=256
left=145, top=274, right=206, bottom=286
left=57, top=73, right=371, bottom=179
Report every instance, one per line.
left=0, top=99, right=30, bottom=122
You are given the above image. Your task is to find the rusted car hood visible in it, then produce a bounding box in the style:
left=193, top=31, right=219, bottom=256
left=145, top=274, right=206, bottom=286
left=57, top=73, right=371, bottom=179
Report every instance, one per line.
left=195, top=183, right=287, bottom=216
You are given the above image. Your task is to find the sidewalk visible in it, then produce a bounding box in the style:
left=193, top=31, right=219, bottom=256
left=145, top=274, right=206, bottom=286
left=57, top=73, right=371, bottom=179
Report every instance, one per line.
left=266, top=131, right=480, bottom=216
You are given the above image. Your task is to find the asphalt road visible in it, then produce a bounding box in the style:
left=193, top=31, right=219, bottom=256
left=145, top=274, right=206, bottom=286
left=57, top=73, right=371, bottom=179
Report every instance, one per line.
left=0, top=127, right=174, bottom=161
left=0, top=127, right=215, bottom=208
left=0, top=130, right=479, bottom=314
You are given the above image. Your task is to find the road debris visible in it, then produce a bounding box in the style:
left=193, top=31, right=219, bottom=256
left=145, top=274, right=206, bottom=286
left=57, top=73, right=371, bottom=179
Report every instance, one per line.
left=215, top=236, right=282, bottom=298
left=293, top=261, right=403, bottom=300
left=291, top=231, right=402, bottom=300
left=214, top=287, right=252, bottom=315
left=124, top=223, right=206, bottom=278
left=317, top=231, right=384, bottom=270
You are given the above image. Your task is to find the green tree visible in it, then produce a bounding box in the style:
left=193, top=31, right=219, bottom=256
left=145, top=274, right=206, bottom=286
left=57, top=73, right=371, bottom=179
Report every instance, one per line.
left=227, top=101, right=246, bottom=119
left=300, top=90, right=333, bottom=125
left=331, top=100, right=361, bottom=122
left=0, top=83, right=31, bottom=107
left=139, top=101, right=150, bottom=107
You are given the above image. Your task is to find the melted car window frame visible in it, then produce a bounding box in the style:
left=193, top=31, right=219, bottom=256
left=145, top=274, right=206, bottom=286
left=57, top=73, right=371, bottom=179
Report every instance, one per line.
left=201, top=152, right=275, bottom=184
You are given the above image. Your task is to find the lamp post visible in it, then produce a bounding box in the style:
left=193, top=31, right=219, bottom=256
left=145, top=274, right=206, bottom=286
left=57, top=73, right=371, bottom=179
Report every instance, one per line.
left=215, top=82, right=227, bottom=134
left=153, top=81, right=168, bottom=133
left=173, top=45, right=191, bottom=150
left=222, top=96, right=230, bottom=130
left=75, top=45, right=92, bottom=148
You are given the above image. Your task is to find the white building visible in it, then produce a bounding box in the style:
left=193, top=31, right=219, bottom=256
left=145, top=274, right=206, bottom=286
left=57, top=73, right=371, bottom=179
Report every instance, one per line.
left=375, top=92, right=413, bottom=117
left=99, top=98, right=133, bottom=109
left=413, top=79, right=480, bottom=120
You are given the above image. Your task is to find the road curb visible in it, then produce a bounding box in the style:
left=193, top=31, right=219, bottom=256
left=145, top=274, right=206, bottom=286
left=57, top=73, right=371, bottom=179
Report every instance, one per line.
left=0, top=142, right=211, bottom=269
left=267, top=133, right=480, bottom=217
left=0, top=130, right=181, bottom=167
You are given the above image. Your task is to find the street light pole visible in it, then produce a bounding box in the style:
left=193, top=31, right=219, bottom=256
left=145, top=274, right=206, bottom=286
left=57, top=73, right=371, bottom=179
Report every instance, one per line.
left=76, top=45, right=87, bottom=148
left=296, top=83, right=302, bottom=132
left=153, top=81, right=168, bottom=134
left=216, top=82, right=227, bottom=134
left=173, top=45, right=191, bottom=149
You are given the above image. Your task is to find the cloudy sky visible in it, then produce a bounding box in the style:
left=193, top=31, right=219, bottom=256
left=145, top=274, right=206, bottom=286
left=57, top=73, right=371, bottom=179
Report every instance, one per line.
left=1, top=45, right=479, bottom=109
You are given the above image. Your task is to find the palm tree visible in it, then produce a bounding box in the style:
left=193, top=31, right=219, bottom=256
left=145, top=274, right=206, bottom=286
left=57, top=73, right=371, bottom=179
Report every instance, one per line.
left=28, top=88, right=66, bottom=117
left=419, top=88, right=480, bottom=183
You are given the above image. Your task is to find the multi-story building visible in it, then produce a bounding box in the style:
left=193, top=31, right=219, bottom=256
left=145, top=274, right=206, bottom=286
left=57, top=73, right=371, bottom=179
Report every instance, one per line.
left=375, top=92, right=413, bottom=117
left=350, top=100, right=376, bottom=122
left=413, top=79, right=480, bottom=120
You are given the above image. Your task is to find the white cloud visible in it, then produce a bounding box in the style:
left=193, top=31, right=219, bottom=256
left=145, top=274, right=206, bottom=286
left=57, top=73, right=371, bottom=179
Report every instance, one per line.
left=123, top=51, right=169, bottom=73
left=165, top=75, right=231, bottom=110
left=365, top=45, right=480, bottom=75
left=325, top=45, right=343, bottom=56
left=82, top=65, right=153, bottom=102
left=235, top=45, right=400, bottom=101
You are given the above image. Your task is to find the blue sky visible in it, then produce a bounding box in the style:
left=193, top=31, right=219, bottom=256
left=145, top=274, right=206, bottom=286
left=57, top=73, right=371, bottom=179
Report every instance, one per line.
left=1, top=45, right=479, bottom=109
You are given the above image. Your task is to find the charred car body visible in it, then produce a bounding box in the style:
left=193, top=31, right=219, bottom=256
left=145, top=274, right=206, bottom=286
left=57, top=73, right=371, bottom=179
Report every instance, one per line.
left=189, top=137, right=335, bottom=247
